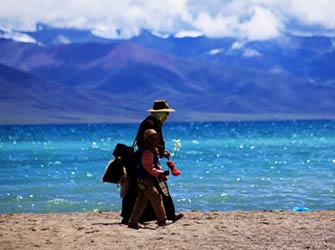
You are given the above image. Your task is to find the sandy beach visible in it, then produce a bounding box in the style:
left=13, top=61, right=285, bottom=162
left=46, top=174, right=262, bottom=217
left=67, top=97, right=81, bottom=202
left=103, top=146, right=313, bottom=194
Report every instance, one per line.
left=0, top=210, right=334, bottom=250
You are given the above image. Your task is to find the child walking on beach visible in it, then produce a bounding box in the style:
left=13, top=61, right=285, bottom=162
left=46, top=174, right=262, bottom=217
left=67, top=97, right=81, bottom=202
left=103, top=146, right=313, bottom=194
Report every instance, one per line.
left=128, top=129, right=169, bottom=229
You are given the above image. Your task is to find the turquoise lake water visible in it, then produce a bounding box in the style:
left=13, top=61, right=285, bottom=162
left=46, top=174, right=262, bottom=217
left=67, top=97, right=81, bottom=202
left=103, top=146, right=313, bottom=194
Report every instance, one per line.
left=0, top=120, right=334, bottom=214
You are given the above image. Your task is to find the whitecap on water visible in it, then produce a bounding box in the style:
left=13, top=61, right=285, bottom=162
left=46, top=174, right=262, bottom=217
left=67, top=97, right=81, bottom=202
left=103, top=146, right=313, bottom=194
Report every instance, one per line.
left=48, top=198, right=75, bottom=204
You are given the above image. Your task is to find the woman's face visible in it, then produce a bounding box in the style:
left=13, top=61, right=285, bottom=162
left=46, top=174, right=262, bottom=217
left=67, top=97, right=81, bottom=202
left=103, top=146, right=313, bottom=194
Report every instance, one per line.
left=152, top=112, right=170, bottom=123
left=160, top=112, right=169, bottom=123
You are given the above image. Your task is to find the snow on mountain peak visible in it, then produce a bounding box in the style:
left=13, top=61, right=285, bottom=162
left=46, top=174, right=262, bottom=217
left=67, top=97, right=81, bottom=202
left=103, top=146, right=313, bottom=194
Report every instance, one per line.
left=0, top=28, right=37, bottom=44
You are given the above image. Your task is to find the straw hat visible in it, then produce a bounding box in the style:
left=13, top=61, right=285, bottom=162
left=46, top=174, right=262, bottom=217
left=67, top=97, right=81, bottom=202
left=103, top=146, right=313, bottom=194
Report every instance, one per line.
left=147, top=100, right=176, bottom=112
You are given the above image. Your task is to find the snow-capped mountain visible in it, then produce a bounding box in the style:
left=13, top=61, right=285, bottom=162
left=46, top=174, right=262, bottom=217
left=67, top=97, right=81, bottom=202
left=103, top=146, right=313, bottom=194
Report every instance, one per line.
left=0, top=26, right=334, bottom=124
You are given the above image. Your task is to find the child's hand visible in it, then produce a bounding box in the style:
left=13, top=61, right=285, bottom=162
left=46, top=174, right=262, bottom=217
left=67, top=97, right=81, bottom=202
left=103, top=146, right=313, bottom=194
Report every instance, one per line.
left=163, top=150, right=171, bottom=159
left=163, top=170, right=170, bottom=176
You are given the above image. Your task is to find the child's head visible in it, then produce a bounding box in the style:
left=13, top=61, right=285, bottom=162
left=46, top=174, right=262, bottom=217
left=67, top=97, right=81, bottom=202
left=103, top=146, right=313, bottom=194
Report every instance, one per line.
left=144, top=129, right=160, bottom=147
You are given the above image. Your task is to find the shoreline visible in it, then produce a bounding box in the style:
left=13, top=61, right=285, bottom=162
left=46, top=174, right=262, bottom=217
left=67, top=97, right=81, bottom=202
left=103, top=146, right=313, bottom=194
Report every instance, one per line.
left=1, top=116, right=335, bottom=126
left=1, top=210, right=334, bottom=250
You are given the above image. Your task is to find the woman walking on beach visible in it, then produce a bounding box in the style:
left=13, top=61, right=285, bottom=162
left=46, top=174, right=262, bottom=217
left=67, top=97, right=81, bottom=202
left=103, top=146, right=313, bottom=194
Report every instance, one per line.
left=128, top=129, right=169, bottom=229
left=121, top=100, right=183, bottom=224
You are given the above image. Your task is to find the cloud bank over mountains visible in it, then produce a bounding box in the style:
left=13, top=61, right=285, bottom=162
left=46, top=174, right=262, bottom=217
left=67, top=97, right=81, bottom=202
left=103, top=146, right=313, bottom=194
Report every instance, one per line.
left=1, top=0, right=335, bottom=42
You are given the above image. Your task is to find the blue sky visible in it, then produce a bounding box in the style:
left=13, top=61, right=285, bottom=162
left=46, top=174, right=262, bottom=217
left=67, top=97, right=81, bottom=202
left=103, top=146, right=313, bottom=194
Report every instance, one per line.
left=0, top=0, right=334, bottom=41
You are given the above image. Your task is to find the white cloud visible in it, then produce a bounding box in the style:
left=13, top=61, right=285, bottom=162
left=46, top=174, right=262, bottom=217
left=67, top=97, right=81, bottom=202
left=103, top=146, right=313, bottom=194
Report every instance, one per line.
left=0, top=0, right=334, bottom=41
left=239, top=6, right=281, bottom=41
left=285, top=0, right=335, bottom=30
left=192, top=12, right=239, bottom=38
left=174, top=30, right=203, bottom=38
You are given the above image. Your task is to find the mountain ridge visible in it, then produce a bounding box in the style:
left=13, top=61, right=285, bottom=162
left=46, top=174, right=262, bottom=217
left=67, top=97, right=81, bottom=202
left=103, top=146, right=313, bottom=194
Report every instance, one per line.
left=0, top=27, right=334, bottom=124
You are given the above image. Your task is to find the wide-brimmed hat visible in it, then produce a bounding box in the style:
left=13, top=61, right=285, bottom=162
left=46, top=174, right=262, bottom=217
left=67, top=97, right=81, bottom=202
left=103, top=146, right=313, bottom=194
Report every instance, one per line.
left=147, top=100, right=176, bottom=112
left=143, top=129, right=160, bottom=142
